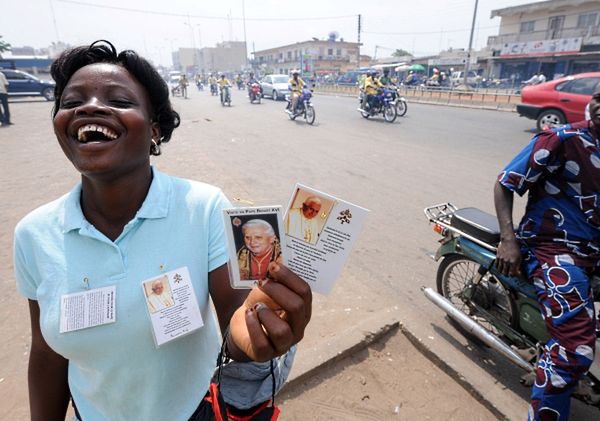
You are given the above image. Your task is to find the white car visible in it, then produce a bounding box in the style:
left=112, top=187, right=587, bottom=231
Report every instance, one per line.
left=259, top=74, right=290, bottom=101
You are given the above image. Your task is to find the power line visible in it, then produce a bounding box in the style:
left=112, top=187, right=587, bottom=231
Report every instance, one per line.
left=57, top=0, right=355, bottom=21
left=363, top=25, right=499, bottom=36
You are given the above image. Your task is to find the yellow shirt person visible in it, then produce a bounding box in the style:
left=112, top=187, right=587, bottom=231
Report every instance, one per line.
left=364, top=76, right=383, bottom=95
left=217, top=77, right=231, bottom=88
left=288, top=76, right=305, bottom=94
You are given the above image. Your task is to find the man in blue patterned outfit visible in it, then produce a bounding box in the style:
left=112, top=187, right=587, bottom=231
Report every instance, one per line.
left=494, top=84, right=600, bottom=421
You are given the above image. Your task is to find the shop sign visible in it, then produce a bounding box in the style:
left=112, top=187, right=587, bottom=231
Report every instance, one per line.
left=500, top=37, right=582, bottom=57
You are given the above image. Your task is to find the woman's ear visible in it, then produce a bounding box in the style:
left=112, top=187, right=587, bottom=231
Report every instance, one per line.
left=151, top=122, right=161, bottom=141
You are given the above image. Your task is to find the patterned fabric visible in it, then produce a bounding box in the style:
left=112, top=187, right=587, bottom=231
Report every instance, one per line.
left=525, top=247, right=596, bottom=421
left=498, top=121, right=600, bottom=264
left=499, top=122, right=600, bottom=420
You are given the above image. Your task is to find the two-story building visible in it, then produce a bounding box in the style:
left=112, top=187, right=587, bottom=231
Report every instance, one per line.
left=252, top=39, right=361, bottom=76
left=487, top=0, right=600, bottom=82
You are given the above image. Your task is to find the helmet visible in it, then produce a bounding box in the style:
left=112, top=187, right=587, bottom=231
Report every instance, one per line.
left=292, top=69, right=300, bottom=76
left=220, top=74, right=225, bottom=78
left=383, top=68, right=390, bottom=75
left=369, top=70, right=377, bottom=77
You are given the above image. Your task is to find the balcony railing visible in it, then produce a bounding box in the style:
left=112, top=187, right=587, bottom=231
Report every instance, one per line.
left=488, top=26, right=600, bottom=46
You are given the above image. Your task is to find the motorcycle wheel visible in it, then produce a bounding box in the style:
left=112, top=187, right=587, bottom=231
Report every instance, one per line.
left=361, top=109, right=370, bottom=119
left=305, top=106, right=315, bottom=125
left=383, top=105, right=397, bottom=123
left=436, top=254, right=516, bottom=343
left=396, top=100, right=408, bottom=117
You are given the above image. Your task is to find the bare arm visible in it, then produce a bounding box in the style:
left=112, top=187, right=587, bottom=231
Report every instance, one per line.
left=27, top=300, right=70, bottom=421
left=493, top=182, right=522, bottom=276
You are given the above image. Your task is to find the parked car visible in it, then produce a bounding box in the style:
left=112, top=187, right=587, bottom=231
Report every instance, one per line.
left=517, top=72, right=600, bottom=130
left=259, top=74, right=289, bottom=100
left=450, top=70, right=480, bottom=88
left=1, top=69, right=55, bottom=101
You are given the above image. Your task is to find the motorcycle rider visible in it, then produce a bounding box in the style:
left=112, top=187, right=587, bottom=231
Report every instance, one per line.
left=378, top=69, right=393, bottom=87
left=246, top=72, right=261, bottom=97
left=494, top=87, right=600, bottom=421
left=235, top=73, right=243, bottom=89
left=217, top=74, right=232, bottom=104
left=287, top=70, right=305, bottom=115
left=362, top=70, right=383, bottom=111
left=208, top=73, right=217, bottom=95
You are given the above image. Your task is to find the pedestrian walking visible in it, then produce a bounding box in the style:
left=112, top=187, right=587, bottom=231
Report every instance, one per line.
left=0, top=71, right=11, bottom=127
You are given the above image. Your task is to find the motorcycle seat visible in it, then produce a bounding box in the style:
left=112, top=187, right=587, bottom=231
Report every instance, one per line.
left=450, top=207, right=500, bottom=246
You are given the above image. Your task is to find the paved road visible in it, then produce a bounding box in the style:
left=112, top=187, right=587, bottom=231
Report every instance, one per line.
left=0, top=91, right=596, bottom=419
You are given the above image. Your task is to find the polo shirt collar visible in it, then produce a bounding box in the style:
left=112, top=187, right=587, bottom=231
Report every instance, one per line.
left=62, top=167, right=171, bottom=233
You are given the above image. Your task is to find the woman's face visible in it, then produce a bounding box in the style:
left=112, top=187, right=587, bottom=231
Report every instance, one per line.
left=53, top=63, right=158, bottom=179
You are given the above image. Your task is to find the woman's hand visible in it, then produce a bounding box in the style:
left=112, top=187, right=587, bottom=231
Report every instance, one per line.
left=228, top=262, right=312, bottom=362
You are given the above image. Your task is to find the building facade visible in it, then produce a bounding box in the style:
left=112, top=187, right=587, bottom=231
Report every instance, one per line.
left=252, top=39, right=360, bottom=75
left=488, top=0, right=600, bottom=81
left=172, top=41, right=246, bottom=74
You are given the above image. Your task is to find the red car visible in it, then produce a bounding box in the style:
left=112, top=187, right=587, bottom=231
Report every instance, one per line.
left=516, top=72, right=600, bottom=130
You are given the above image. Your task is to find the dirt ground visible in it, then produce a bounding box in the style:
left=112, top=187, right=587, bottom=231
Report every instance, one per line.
left=278, top=329, right=496, bottom=420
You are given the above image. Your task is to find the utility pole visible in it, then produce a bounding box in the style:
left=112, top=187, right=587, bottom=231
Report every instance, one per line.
left=242, top=0, right=248, bottom=67
left=463, top=0, right=479, bottom=89
left=357, top=14, right=362, bottom=69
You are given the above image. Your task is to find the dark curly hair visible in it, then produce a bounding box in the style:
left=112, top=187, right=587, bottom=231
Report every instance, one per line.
left=50, top=40, right=180, bottom=155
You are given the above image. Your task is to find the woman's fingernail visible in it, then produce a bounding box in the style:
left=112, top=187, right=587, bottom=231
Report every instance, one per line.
left=254, top=302, right=267, bottom=312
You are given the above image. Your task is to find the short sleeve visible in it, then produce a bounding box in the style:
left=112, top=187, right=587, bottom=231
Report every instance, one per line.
left=207, top=191, right=232, bottom=272
left=13, top=225, right=38, bottom=300
left=497, top=131, right=564, bottom=196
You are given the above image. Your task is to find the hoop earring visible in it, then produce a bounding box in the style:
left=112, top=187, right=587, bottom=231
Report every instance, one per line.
left=150, top=138, right=160, bottom=155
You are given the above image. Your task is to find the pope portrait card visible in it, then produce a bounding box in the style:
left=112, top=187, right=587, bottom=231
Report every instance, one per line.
left=283, top=184, right=369, bottom=294
left=222, top=206, right=287, bottom=289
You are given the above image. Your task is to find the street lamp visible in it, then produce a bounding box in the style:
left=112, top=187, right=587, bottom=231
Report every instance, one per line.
left=164, top=38, right=178, bottom=67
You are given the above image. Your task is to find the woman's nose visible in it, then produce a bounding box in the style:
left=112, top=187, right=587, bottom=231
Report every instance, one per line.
left=75, top=97, right=110, bottom=115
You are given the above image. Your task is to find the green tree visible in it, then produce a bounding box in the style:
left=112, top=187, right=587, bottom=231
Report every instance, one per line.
left=0, top=36, right=11, bottom=58
left=392, top=49, right=412, bottom=57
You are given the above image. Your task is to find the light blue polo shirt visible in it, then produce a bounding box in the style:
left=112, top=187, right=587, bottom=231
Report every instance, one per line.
left=14, top=168, right=230, bottom=420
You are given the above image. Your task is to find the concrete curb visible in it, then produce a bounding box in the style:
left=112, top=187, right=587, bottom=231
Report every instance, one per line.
left=280, top=311, right=512, bottom=420
left=399, top=324, right=510, bottom=421
left=314, top=90, right=516, bottom=113
left=281, top=311, right=400, bottom=393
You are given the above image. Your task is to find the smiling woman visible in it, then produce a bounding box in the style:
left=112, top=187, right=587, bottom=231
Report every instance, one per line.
left=13, top=40, right=312, bottom=421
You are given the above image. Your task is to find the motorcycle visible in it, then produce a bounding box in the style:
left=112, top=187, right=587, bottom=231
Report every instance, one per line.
left=389, top=88, right=408, bottom=117
left=236, top=79, right=244, bottom=90
left=210, top=83, right=218, bottom=96
left=285, top=88, right=315, bottom=125
left=423, top=203, right=600, bottom=407
left=220, top=85, right=232, bottom=107
left=196, top=81, right=204, bottom=91
left=249, top=83, right=262, bottom=104
left=357, top=88, right=397, bottom=123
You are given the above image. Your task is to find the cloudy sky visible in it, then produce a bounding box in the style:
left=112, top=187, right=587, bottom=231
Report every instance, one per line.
left=1, top=0, right=545, bottom=65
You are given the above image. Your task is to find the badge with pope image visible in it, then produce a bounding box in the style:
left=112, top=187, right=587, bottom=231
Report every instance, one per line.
left=222, top=206, right=287, bottom=289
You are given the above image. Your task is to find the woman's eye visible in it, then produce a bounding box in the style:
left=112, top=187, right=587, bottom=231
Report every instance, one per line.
left=60, top=100, right=81, bottom=109
left=111, top=99, right=134, bottom=107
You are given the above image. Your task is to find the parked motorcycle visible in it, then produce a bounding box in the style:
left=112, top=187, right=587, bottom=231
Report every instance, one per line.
left=285, top=88, right=315, bottom=125
left=249, top=83, right=261, bottom=104
left=423, top=203, right=600, bottom=407
left=220, top=86, right=232, bottom=107
left=357, top=88, right=397, bottom=123
left=210, top=83, right=218, bottom=96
